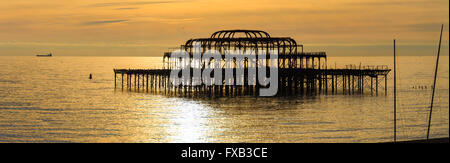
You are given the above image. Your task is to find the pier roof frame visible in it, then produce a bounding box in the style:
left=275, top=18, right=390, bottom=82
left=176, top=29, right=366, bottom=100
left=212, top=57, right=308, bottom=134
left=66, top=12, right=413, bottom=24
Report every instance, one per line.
left=210, top=30, right=271, bottom=39
left=161, top=30, right=319, bottom=61
left=184, top=37, right=299, bottom=55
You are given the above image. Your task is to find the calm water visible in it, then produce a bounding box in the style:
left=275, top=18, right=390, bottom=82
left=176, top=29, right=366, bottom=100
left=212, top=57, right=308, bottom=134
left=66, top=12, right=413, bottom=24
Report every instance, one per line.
left=0, top=56, right=448, bottom=143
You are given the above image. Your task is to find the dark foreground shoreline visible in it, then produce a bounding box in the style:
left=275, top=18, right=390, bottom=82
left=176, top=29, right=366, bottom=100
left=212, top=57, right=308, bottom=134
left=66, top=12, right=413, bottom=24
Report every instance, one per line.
left=388, top=137, right=449, bottom=143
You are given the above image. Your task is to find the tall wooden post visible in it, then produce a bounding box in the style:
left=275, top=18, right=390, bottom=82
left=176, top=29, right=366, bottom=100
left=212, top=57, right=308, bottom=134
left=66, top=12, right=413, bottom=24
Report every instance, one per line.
left=427, top=24, right=444, bottom=141
left=393, top=39, right=397, bottom=143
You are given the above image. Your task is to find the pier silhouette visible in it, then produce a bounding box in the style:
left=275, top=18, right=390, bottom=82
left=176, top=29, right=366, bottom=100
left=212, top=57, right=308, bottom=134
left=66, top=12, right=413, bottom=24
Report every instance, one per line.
left=114, top=30, right=390, bottom=97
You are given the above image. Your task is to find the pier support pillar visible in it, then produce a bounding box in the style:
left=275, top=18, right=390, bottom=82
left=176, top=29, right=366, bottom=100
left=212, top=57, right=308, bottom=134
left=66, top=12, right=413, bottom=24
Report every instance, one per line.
left=385, top=74, right=388, bottom=95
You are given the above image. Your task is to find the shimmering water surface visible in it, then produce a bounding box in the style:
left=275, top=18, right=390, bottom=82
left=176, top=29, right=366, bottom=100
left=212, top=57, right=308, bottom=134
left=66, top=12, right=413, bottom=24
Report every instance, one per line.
left=0, top=56, right=448, bottom=143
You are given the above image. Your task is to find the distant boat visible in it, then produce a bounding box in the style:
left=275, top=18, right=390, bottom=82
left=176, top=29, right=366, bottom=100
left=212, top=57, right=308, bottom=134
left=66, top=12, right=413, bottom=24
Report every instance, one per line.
left=36, top=53, right=52, bottom=57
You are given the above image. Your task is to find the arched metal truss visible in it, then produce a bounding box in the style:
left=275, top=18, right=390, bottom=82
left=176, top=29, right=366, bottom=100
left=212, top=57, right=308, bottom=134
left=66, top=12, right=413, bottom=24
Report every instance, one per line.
left=164, top=30, right=326, bottom=70
left=210, top=30, right=271, bottom=39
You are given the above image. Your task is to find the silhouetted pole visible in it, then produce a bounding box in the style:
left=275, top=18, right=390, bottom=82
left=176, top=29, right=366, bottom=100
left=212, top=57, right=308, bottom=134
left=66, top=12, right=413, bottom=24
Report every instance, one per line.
left=427, top=24, right=444, bottom=141
left=393, top=39, right=397, bottom=143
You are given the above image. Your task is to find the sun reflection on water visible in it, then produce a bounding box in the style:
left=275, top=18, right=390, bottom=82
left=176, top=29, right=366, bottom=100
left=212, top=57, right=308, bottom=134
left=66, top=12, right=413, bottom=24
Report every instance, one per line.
left=165, top=98, right=213, bottom=143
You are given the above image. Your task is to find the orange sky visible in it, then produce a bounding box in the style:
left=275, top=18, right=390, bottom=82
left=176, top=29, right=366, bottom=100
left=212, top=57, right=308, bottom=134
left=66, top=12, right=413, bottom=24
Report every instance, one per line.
left=0, top=0, right=448, bottom=56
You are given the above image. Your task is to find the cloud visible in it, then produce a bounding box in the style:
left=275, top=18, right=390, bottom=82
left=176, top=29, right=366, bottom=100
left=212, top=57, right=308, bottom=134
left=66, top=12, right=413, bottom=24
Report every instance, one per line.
left=0, top=41, right=172, bottom=48
left=405, top=23, right=449, bottom=32
left=115, top=7, right=140, bottom=10
left=345, top=0, right=446, bottom=6
left=82, top=19, right=129, bottom=25
left=89, top=1, right=179, bottom=7
left=144, top=17, right=203, bottom=24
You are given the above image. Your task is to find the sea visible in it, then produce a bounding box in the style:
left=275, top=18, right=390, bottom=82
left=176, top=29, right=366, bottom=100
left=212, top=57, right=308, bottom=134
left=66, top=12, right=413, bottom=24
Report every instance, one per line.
left=0, top=55, right=448, bottom=142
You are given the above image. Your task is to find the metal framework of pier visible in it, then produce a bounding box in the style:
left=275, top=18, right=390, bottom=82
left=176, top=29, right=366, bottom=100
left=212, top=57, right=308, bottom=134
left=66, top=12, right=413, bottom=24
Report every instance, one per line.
left=114, top=30, right=390, bottom=97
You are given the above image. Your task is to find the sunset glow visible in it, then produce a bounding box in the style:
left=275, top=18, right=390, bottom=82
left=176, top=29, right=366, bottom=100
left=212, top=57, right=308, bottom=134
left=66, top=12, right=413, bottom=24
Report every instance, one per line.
left=0, top=0, right=448, bottom=56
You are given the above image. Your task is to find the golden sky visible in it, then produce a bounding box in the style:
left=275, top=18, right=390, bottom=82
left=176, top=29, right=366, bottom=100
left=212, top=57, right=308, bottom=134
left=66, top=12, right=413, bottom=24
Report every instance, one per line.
left=0, top=0, right=448, bottom=56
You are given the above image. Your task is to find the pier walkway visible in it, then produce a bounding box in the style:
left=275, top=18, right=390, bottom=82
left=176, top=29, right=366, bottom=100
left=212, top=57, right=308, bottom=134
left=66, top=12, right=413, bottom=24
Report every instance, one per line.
left=114, top=67, right=390, bottom=97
